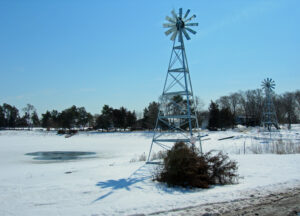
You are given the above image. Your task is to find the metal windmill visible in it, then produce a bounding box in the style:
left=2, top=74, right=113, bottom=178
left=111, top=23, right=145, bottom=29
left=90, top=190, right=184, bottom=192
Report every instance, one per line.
left=261, top=78, right=279, bottom=131
left=147, top=8, right=202, bottom=162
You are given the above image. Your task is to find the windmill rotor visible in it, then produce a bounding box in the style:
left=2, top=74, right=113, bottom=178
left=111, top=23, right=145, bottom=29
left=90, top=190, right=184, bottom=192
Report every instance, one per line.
left=262, top=78, right=275, bottom=92
left=163, top=8, right=198, bottom=41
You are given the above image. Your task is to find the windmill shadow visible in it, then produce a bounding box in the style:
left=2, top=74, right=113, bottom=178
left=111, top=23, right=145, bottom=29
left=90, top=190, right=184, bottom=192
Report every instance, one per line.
left=93, top=164, right=151, bottom=202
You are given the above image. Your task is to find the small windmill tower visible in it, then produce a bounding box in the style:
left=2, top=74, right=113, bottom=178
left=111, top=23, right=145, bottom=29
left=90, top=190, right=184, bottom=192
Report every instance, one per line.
left=261, top=78, right=279, bottom=131
left=147, top=8, right=202, bottom=162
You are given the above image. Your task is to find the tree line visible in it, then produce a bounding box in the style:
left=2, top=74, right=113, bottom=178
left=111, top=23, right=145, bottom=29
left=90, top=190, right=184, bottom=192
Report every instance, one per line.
left=207, top=89, right=300, bottom=130
left=1, top=89, right=299, bottom=131
left=0, top=102, right=160, bottom=131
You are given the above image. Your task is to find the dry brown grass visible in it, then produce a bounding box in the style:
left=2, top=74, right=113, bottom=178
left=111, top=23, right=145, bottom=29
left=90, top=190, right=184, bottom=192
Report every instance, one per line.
left=250, top=139, right=300, bottom=154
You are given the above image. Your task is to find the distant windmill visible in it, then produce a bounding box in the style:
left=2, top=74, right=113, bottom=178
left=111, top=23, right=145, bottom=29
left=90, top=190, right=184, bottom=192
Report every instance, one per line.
left=147, top=8, right=202, bottom=162
left=261, top=78, right=279, bottom=131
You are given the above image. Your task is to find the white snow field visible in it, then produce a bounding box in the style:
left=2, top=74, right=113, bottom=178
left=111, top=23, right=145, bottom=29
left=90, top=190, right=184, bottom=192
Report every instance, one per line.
left=0, top=126, right=300, bottom=216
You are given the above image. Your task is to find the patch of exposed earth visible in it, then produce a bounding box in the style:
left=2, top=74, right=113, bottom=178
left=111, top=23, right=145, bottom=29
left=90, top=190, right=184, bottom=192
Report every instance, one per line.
left=146, top=187, right=300, bottom=216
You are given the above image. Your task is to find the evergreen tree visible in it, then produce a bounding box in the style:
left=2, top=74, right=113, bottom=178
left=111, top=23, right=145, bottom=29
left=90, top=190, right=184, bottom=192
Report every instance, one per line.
left=95, top=115, right=110, bottom=130
left=119, top=107, right=127, bottom=129
left=0, top=105, right=5, bottom=128
left=111, top=107, right=128, bottom=130
left=59, top=105, right=78, bottom=129
left=50, top=110, right=60, bottom=128
left=31, top=111, right=40, bottom=127
left=17, top=114, right=29, bottom=127
left=208, top=101, right=219, bottom=131
left=102, top=105, right=113, bottom=117
left=41, top=111, right=52, bottom=129
left=126, top=110, right=137, bottom=130
left=112, top=108, right=122, bottom=129
left=219, top=107, right=234, bottom=129
left=76, top=107, right=92, bottom=128
left=143, top=102, right=159, bottom=129
left=94, top=105, right=113, bottom=130
left=3, top=103, right=19, bottom=127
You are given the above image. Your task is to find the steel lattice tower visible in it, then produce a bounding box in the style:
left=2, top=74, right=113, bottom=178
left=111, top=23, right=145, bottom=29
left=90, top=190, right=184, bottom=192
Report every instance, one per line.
left=147, top=8, right=202, bottom=162
left=261, top=78, right=279, bottom=131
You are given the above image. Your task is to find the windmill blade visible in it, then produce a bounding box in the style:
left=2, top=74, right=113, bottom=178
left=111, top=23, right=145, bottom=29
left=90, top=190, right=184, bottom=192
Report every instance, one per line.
left=185, top=14, right=196, bottom=23
left=184, top=9, right=190, bottom=19
left=185, top=27, right=197, bottom=34
left=166, top=16, right=175, bottom=23
left=179, top=8, right=183, bottom=18
left=170, top=31, right=178, bottom=41
left=185, top=22, right=198, bottom=26
left=171, top=10, right=178, bottom=19
left=163, top=23, right=175, bottom=28
left=165, top=27, right=176, bottom=36
left=182, top=28, right=191, bottom=40
left=271, top=82, right=275, bottom=88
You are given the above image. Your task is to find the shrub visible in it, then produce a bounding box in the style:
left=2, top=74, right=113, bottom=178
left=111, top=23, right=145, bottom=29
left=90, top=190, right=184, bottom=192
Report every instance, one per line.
left=69, top=129, right=78, bottom=135
left=139, top=153, right=146, bottom=161
left=129, top=152, right=147, bottom=163
left=57, top=129, right=66, bottom=135
left=57, top=129, right=78, bottom=135
left=151, top=150, right=167, bottom=161
left=155, top=142, right=238, bottom=188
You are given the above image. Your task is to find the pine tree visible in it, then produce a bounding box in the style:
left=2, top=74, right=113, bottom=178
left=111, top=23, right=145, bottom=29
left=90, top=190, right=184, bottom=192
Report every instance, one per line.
left=208, top=101, right=220, bottom=131
left=143, top=102, right=159, bottom=129
left=31, top=111, right=40, bottom=127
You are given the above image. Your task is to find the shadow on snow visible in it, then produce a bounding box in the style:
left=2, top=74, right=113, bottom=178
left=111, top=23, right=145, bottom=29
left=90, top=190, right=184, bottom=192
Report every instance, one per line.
left=93, top=164, right=151, bottom=202
left=92, top=163, right=203, bottom=203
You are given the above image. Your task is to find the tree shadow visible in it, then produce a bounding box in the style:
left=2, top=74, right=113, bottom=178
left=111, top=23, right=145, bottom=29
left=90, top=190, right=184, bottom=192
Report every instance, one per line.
left=93, top=164, right=151, bottom=202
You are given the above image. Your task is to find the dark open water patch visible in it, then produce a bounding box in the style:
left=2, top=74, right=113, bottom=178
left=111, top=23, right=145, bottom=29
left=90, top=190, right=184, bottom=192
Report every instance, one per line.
left=25, top=151, right=97, bottom=161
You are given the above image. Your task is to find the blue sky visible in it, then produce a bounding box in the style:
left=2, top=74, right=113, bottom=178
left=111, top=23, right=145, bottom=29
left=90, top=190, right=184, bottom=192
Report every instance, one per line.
left=0, top=0, right=299, bottom=115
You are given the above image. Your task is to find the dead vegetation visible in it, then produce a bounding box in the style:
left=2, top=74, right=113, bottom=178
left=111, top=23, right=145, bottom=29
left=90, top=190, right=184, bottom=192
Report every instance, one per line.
left=251, top=139, right=300, bottom=154
left=155, top=142, right=238, bottom=188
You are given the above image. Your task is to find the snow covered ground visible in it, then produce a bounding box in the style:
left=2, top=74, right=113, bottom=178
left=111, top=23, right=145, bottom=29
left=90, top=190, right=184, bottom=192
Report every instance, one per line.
left=0, top=126, right=300, bottom=215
